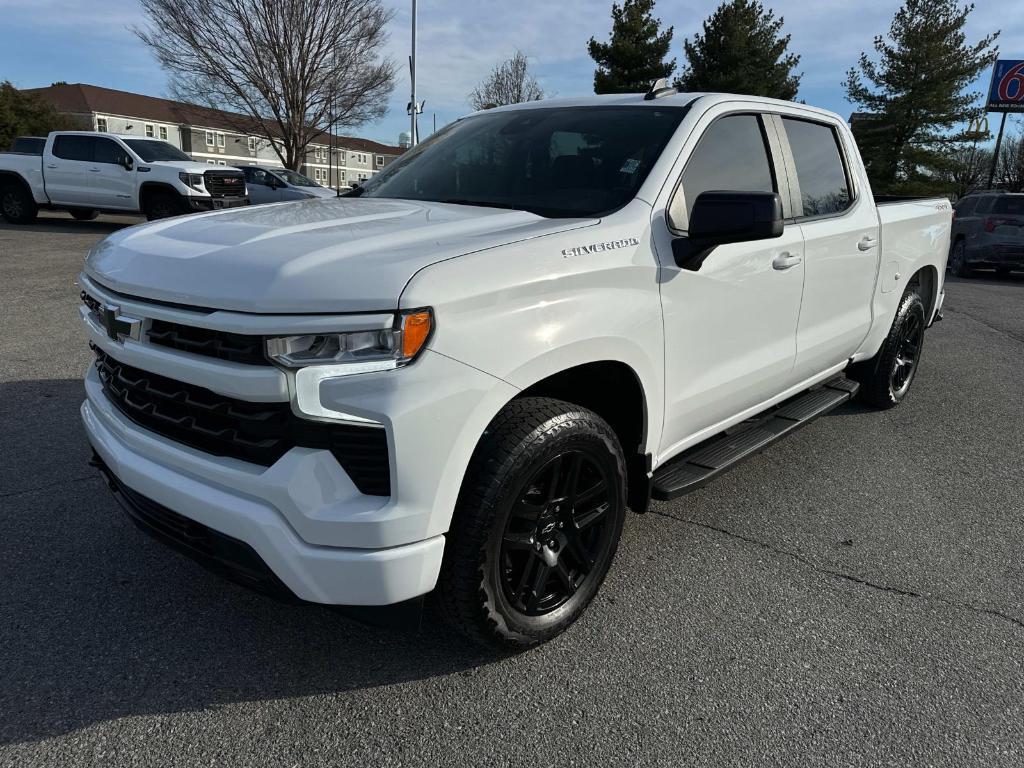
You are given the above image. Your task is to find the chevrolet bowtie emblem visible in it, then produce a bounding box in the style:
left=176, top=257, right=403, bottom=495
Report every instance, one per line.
left=100, top=303, right=142, bottom=342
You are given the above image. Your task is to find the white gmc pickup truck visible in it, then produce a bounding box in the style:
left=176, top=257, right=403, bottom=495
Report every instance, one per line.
left=0, top=131, right=248, bottom=223
left=80, top=89, right=950, bottom=649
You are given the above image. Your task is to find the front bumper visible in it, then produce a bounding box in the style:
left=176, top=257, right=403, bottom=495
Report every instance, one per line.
left=82, top=371, right=445, bottom=605
left=187, top=195, right=249, bottom=212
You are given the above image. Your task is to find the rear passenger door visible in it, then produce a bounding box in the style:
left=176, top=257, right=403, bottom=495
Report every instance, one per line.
left=777, top=116, right=880, bottom=381
left=46, top=135, right=94, bottom=205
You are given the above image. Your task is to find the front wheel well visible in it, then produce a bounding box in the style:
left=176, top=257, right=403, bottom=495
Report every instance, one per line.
left=515, top=361, right=650, bottom=513
left=139, top=182, right=184, bottom=206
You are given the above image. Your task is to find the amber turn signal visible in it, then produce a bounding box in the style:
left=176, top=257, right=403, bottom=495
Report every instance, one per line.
left=401, top=310, right=433, bottom=359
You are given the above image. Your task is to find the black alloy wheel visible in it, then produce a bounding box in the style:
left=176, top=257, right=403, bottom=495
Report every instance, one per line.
left=1, top=184, right=37, bottom=223
left=499, top=449, right=615, bottom=617
left=950, top=240, right=971, bottom=278
left=889, top=308, right=922, bottom=399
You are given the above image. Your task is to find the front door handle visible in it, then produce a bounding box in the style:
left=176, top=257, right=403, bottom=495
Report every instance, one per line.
left=858, top=236, right=878, bottom=251
left=46, top=163, right=58, bottom=169
left=89, top=168, right=101, bottom=173
left=772, top=252, right=802, bottom=270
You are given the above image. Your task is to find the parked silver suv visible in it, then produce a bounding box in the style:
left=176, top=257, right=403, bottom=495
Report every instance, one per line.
left=950, top=191, right=1024, bottom=277
left=237, top=165, right=336, bottom=205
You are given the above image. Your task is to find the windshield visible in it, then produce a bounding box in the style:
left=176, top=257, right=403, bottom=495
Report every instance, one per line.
left=123, top=139, right=192, bottom=162
left=353, top=106, right=687, bottom=218
left=273, top=169, right=319, bottom=187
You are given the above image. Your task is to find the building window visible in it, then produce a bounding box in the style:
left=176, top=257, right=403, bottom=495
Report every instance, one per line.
left=96, top=117, right=108, bottom=132
left=205, top=131, right=215, bottom=147
left=340, top=171, right=346, bottom=181
left=216, top=132, right=225, bottom=148
left=159, top=126, right=168, bottom=140
left=207, top=159, right=216, bottom=165
left=376, top=156, right=384, bottom=167
left=248, top=136, right=257, bottom=151
left=145, top=124, right=154, bottom=138
left=217, top=159, right=226, bottom=166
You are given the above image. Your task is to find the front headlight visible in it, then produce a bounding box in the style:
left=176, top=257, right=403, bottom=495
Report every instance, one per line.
left=178, top=172, right=204, bottom=192
left=266, top=308, right=433, bottom=372
left=267, top=309, right=433, bottom=422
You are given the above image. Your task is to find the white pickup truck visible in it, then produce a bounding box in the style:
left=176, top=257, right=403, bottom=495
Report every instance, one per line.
left=0, top=131, right=248, bottom=223
left=80, top=89, right=950, bottom=649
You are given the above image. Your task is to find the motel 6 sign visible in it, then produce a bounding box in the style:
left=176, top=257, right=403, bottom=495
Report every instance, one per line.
left=988, top=59, right=1024, bottom=113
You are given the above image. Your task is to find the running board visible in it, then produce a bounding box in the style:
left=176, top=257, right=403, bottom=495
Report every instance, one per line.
left=651, top=375, right=860, bottom=500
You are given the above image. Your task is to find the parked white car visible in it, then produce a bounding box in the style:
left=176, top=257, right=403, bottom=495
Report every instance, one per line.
left=79, top=89, right=949, bottom=649
left=238, top=165, right=336, bottom=205
left=0, top=131, right=248, bottom=223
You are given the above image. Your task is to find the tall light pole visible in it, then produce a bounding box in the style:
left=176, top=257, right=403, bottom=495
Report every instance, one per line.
left=410, top=0, right=418, bottom=146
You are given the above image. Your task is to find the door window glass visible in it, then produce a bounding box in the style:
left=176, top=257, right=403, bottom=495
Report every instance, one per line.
left=94, top=138, right=130, bottom=166
left=976, top=196, right=996, bottom=214
left=674, top=114, right=775, bottom=228
left=782, top=118, right=852, bottom=217
left=52, top=135, right=93, bottom=162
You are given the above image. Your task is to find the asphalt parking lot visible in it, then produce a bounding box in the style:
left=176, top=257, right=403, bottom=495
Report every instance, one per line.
left=2, top=211, right=1023, bottom=767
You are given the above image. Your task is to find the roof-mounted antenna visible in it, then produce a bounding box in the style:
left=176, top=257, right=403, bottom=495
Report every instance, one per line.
left=644, top=78, right=678, bottom=101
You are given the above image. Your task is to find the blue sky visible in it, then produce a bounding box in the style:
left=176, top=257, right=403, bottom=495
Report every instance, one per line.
left=0, top=0, right=1017, bottom=146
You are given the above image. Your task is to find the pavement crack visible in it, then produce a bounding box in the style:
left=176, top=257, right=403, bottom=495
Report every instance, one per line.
left=0, top=473, right=100, bottom=500
left=943, top=306, right=1024, bottom=346
left=649, top=509, right=1024, bottom=633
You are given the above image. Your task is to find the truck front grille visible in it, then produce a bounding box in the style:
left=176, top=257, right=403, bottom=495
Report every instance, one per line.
left=148, top=320, right=268, bottom=365
left=203, top=170, right=246, bottom=198
left=93, top=347, right=391, bottom=495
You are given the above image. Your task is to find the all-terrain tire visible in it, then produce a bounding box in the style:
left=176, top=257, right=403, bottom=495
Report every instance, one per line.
left=144, top=191, right=184, bottom=221
left=436, top=397, right=627, bottom=651
left=851, top=289, right=926, bottom=409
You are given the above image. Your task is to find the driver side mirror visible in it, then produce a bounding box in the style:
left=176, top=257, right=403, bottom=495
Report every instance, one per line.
left=672, top=191, right=784, bottom=271
left=121, top=155, right=134, bottom=171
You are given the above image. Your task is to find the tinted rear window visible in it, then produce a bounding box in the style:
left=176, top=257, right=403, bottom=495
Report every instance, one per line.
left=782, top=118, right=852, bottom=217
left=52, top=135, right=94, bottom=162
left=993, top=197, right=1024, bottom=215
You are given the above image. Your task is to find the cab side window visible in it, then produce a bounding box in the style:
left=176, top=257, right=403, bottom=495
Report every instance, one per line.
left=670, top=114, right=775, bottom=231
left=52, top=135, right=94, bottom=162
left=93, top=138, right=130, bottom=166
left=781, top=118, right=852, bottom=217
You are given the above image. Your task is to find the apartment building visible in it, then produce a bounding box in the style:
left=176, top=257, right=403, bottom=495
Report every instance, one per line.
left=25, top=83, right=404, bottom=189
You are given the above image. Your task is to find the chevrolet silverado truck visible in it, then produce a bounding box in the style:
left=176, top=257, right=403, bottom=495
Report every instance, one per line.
left=80, top=87, right=950, bottom=650
left=0, top=131, right=247, bottom=224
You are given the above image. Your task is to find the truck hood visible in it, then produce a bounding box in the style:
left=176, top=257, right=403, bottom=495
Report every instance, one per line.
left=146, top=160, right=232, bottom=176
left=85, top=197, right=596, bottom=313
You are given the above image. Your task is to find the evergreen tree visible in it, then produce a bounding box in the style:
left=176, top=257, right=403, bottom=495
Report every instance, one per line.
left=0, top=82, right=85, bottom=150
left=844, top=0, right=999, bottom=193
left=587, top=0, right=675, bottom=94
left=676, top=0, right=801, bottom=100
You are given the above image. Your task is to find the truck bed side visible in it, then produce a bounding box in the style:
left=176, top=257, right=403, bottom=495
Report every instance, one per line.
left=0, top=151, right=47, bottom=205
left=856, top=198, right=951, bottom=360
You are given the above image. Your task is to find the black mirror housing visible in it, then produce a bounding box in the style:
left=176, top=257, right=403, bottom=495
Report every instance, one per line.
left=122, top=156, right=134, bottom=171
left=673, top=190, right=784, bottom=270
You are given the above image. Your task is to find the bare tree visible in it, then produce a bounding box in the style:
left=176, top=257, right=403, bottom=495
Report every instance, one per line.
left=937, top=143, right=994, bottom=198
left=997, top=132, right=1024, bottom=192
left=469, top=51, right=544, bottom=111
left=135, top=0, right=396, bottom=170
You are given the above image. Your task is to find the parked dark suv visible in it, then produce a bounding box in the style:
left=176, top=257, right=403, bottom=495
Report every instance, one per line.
left=950, top=191, right=1024, bottom=277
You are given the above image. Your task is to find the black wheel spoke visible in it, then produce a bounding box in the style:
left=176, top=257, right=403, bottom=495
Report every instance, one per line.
left=574, top=501, right=610, bottom=531
left=499, top=447, right=616, bottom=617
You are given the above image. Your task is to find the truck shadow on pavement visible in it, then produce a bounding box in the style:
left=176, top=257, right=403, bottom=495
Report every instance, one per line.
left=0, top=215, right=143, bottom=237
left=0, top=377, right=497, bottom=746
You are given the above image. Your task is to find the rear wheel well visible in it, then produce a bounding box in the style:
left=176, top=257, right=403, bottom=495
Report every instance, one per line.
left=907, top=265, right=938, bottom=322
left=0, top=171, right=33, bottom=196
left=516, top=361, right=650, bottom=512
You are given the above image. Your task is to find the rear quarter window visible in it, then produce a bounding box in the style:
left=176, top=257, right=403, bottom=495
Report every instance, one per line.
left=781, top=118, right=852, bottom=217
left=993, top=197, right=1024, bottom=215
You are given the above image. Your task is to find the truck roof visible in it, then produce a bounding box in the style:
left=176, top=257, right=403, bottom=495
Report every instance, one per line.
left=479, top=91, right=847, bottom=127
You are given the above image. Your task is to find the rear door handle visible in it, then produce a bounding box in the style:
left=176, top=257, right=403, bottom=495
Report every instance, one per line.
left=89, top=168, right=101, bottom=173
left=858, top=236, right=878, bottom=251
left=772, top=252, right=802, bottom=270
